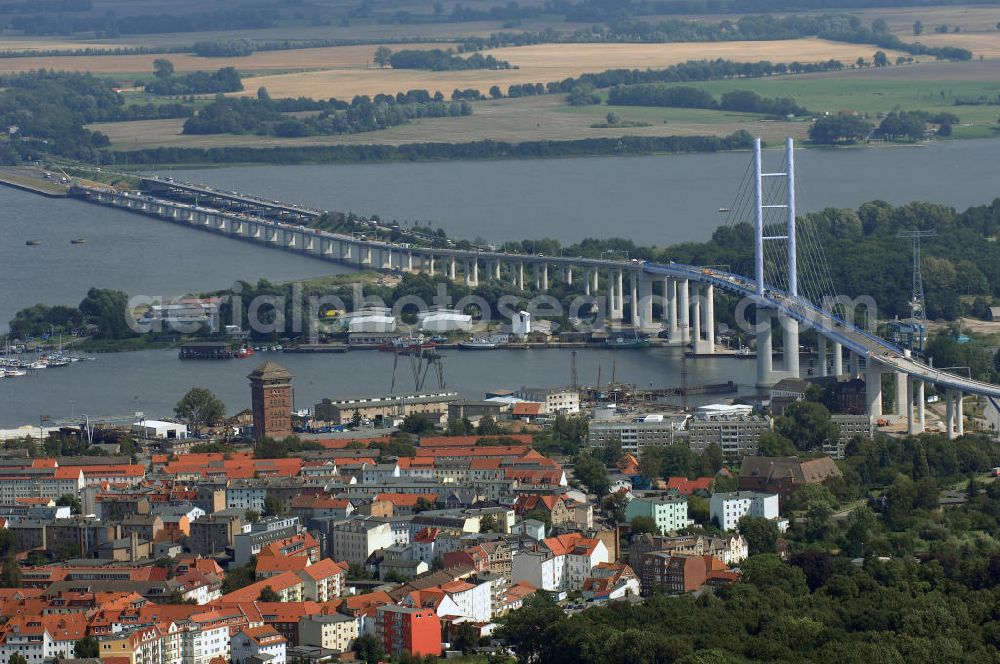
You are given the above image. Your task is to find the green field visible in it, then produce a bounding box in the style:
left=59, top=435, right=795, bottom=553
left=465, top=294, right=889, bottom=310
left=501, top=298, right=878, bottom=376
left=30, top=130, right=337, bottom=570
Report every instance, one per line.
left=589, top=72, right=1000, bottom=139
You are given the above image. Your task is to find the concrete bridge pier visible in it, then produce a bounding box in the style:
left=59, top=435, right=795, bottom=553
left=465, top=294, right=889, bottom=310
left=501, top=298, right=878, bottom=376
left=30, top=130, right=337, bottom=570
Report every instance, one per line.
left=591, top=269, right=599, bottom=296
left=817, top=336, right=827, bottom=377
left=541, top=263, right=549, bottom=290
left=945, top=389, right=965, bottom=439
left=917, top=381, right=926, bottom=432
left=866, top=364, right=883, bottom=417
left=612, top=270, right=624, bottom=321
left=638, top=277, right=655, bottom=331
left=517, top=263, right=525, bottom=290
left=894, top=373, right=907, bottom=417
left=584, top=268, right=592, bottom=296
left=691, top=284, right=702, bottom=348
left=705, top=285, right=715, bottom=353
left=565, top=266, right=574, bottom=285
left=630, top=272, right=639, bottom=327
left=755, top=308, right=774, bottom=386
left=782, top=315, right=799, bottom=377
left=849, top=352, right=860, bottom=379
left=448, top=258, right=457, bottom=280
left=665, top=278, right=679, bottom=343
left=492, top=260, right=501, bottom=280
left=832, top=342, right=843, bottom=375
left=678, top=279, right=690, bottom=343
left=426, top=255, right=435, bottom=276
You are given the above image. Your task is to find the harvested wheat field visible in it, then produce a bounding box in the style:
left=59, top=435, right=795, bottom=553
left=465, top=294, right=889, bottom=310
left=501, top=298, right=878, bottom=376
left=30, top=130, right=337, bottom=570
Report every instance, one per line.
left=237, top=38, right=906, bottom=99
left=0, top=38, right=133, bottom=52
left=0, top=43, right=442, bottom=76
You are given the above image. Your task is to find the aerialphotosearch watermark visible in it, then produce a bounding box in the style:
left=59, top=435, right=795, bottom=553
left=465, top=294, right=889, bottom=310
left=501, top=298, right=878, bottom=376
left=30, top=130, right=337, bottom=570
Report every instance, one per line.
left=127, top=282, right=879, bottom=343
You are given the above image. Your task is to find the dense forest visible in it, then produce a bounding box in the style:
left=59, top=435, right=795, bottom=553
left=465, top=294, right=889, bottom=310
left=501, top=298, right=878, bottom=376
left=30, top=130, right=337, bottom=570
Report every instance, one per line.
left=182, top=92, right=472, bottom=137
left=607, top=84, right=808, bottom=116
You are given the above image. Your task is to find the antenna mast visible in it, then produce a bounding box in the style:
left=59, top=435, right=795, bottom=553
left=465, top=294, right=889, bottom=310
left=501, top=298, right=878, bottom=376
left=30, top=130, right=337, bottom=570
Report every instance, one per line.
left=897, top=229, right=936, bottom=350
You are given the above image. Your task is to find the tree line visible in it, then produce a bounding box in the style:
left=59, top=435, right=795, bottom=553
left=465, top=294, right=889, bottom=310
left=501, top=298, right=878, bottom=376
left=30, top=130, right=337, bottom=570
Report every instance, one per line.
left=10, top=7, right=277, bottom=36
left=182, top=92, right=472, bottom=137
left=608, top=84, right=809, bottom=116
left=460, top=14, right=972, bottom=60
left=377, top=47, right=512, bottom=71
left=144, top=65, right=243, bottom=96
left=113, top=131, right=754, bottom=166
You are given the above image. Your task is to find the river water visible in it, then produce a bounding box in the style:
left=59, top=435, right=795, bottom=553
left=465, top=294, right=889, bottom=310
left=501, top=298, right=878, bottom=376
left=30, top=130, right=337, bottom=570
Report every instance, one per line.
left=0, top=346, right=753, bottom=428
left=180, top=139, right=1000, bottom=246
left=1, top=139, right=998, bottom=426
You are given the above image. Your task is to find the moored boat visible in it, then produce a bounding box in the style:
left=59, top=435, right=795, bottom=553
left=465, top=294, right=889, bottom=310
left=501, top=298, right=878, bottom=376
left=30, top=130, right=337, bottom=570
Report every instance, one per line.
left=605, top=334, right=650, bottom=349
left=458, top=338, right=498, bottom=350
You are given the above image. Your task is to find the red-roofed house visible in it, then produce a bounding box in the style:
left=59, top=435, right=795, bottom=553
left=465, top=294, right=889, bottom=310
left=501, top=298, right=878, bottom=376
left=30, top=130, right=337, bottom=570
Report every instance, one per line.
left=512, top=533, right=609, bottom=592
left=582, top=562, right=640, bottom=600
left=666, top=477, right=715, bottom=495
left=375, top=493, right=437, bottom=516
left=511, top=402, right=544, bottom=421
left=232, top=624, right=287, bottom=664
left=295, top=559, right=348, bottom=602
left=513, top=494, right=571, bottom=525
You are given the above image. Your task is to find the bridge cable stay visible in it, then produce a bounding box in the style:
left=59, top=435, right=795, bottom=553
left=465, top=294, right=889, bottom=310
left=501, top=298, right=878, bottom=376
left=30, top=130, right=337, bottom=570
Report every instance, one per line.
left=791, top=156, right=843, bottom=319
left=721, top=141, right=847, bottom=326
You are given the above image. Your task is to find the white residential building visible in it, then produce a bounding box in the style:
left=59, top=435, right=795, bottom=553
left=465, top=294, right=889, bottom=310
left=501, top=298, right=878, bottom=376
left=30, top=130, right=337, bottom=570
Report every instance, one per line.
left=298, top=615, right=358, bottom=653
left=511, top=550, right=563, bottom=592
left=514, top=387, right=580, bottom=414
left=331, top=517, right=394, bottom=565
left=587, top=414, right=684, bottom=454
left=442, top=579, right=493, bottom=623
left=709, top=491, right=780, bottom=531
left=181, top=623, right=229, bottom=664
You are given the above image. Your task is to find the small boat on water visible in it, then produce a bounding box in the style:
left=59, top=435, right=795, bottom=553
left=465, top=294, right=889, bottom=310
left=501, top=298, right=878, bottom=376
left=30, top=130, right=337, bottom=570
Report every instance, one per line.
left=25, top=240, right=41, bottom=246
left=70, top=238, right=86, bottom=244
left=27, top=360, right=47, bottom=369
left=458, top=338, right=498, bottom=350
left=6, top=368, right=27, bottom=376
left=605, top=334, right=650, bottom=349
